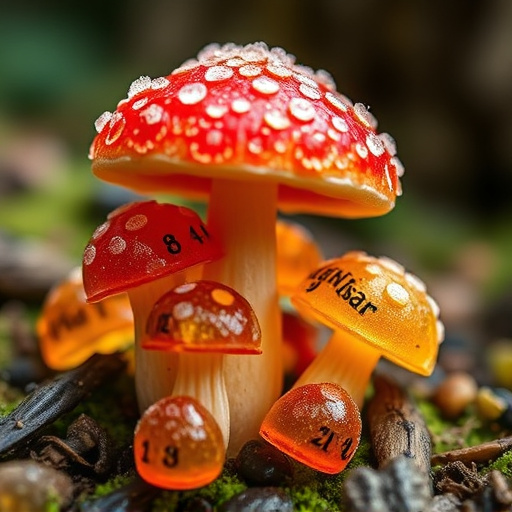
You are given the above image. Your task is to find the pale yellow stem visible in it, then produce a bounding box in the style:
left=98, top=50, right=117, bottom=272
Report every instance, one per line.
left=204, top=179, right=282, bottom=457
left=172, top=352, right=229, bottom=448
left=293, top=331, right=381, bottom=409
left=130, top=267, right=201, bottom=412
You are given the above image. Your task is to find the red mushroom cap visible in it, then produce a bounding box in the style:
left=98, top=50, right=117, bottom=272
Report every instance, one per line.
left=143, top=280, right=261, bottom=354
left=90, top=42, right=403, bottom=218
left=82, top=200, right=222, bottom=303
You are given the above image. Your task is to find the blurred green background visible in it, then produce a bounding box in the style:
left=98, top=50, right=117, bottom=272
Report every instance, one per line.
left=0, top=1, right=511, bottom=338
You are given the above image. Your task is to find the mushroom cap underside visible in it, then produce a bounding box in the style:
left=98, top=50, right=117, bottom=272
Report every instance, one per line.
left=93, top=156, right=393, bottom=218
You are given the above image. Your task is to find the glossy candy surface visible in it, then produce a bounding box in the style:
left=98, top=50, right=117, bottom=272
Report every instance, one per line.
left=90, top=42, right=404, bottom=219
left=282, top=311, right=318, bottom=377
left=260, top=382, right=361, bottom=474
left=292, top=251, right=445, bottom=376
left=36, top=267, right=133, bottom=370
left=134, top=395, right=225, bottom=489
left=276, top=219, right=323, bottom=296
left=143, top=280, right=261, bottom=353
left=82, top=200, right=222, bottom=303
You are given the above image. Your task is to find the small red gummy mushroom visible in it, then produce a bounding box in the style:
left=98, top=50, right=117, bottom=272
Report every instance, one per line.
left=82, top=200, right=222, bottom=409
left=88, top=42, right=404, bottom=455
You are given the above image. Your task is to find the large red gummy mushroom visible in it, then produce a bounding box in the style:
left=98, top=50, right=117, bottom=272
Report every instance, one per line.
left=89, top=42, right=404, bottom=455
left=82, top=201, right=222, bottom=410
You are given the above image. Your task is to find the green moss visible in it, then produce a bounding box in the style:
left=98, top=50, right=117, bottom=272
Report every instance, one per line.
left=0, top=382, right=24, bottom=417
left=90, top=474, right=133, bottom=498
left=290, top=486, right=338, bottom=511
left=280, top=435, right=373, bottom=512
left=484, top=450, right=512, bottom=478
left=44, top=492, right=63, bottom=512
left=152, top=470, right=247, bottom=511
left=51, top=371, right=138, bottom=447
left=191, top=472, right=247, bottom=505
left=417, top=400, right=495, bottom=454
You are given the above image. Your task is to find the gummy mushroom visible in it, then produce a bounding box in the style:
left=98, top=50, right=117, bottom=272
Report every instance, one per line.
left=276, top=219, right=323, bottom=297
left=82, top=200, right=222, bottom=409
left=143, top=280, right=261, bottom=446
left=89, top=42, right=404, bottom=454
left=260, top=382, right=361, bottom=474
left=289, top=251, right=444, bottom=408
left=37, top=267, right=133, bottom=370
left=134, top=395, right=225, bottom=489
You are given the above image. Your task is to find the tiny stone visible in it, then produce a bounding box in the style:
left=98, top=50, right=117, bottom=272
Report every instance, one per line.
left=343, top=455, right=432, bottom=512
left=432, top=372, right=478, bottom=419
left=0, top=460, right=73, bottom=511
left=219, top=487, right=293, bottom=512
left=79, top=476, right=160, bottom=511
left=235, top=439, right=293, bottom=486
left=425, top=493, right=461, bottom=512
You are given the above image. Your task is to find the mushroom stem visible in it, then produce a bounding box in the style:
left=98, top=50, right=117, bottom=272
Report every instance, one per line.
left=204, top=179, right=282, bottom=456
left=292, top=331, right=381, bottom=408
left=129, top=270, right=200, bottom=412
left=171, top=353, right=229, bottom=448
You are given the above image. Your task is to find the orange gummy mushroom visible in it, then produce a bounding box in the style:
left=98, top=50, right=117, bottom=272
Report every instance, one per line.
left=37, top=267, right=133, bottom=370
left=82, top=200, right=222, bottom=410
left=282, top=310, right=318, bottom=379
left=291, top=251, right=445, bottom=408
left=143, top=280, right=261, bottom=446
left=260, top=382, right=361, bottom=474
left=134, top=395, right=225, bottom=489
left=276, top=219, right=323, bottom=297
left=89, top=42, right=404, bottom=454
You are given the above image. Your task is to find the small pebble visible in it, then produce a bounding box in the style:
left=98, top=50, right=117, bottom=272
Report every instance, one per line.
left=235, top=439, right=293, bottom=486
left=433, top=372, right=478, bottom=419
left=476, top=387, right=512, bottom=428
left=425, top=493, right=461, bottom=512
left=79, top=476, right=160, bottom=511
left=0, top=460, right=73, bottom=511
left=343, top=455, right=432, bottom=512
left=487, top=339, right=512, bottom=389
left=219, top=487, right=293, bottom=512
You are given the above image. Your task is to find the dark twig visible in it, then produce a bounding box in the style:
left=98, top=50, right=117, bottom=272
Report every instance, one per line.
left=431, top=436, right=512, bottom=467
left=367, top=373, right=432, bottom=476
left=31, top=414, right=114, bottom=475
left=0, top=353, right=126, bottom=455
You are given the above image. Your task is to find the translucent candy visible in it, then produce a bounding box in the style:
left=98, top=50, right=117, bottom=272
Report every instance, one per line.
left=89, top=43, right=404, bottom=218
left=276, top=220, right=323, bottom=296
left=143, top=280, right=261, bottom=354
left=134, top=395, right=225, bottom=489
left=291, top=250, right=444, bottom=376
left=282, top=311, right=318, bottom=377
left=36, top=267, right=133, bottom=370
left=82, top=201, right=223, bottom=303
left=259, top=382, right=361, bottom=474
